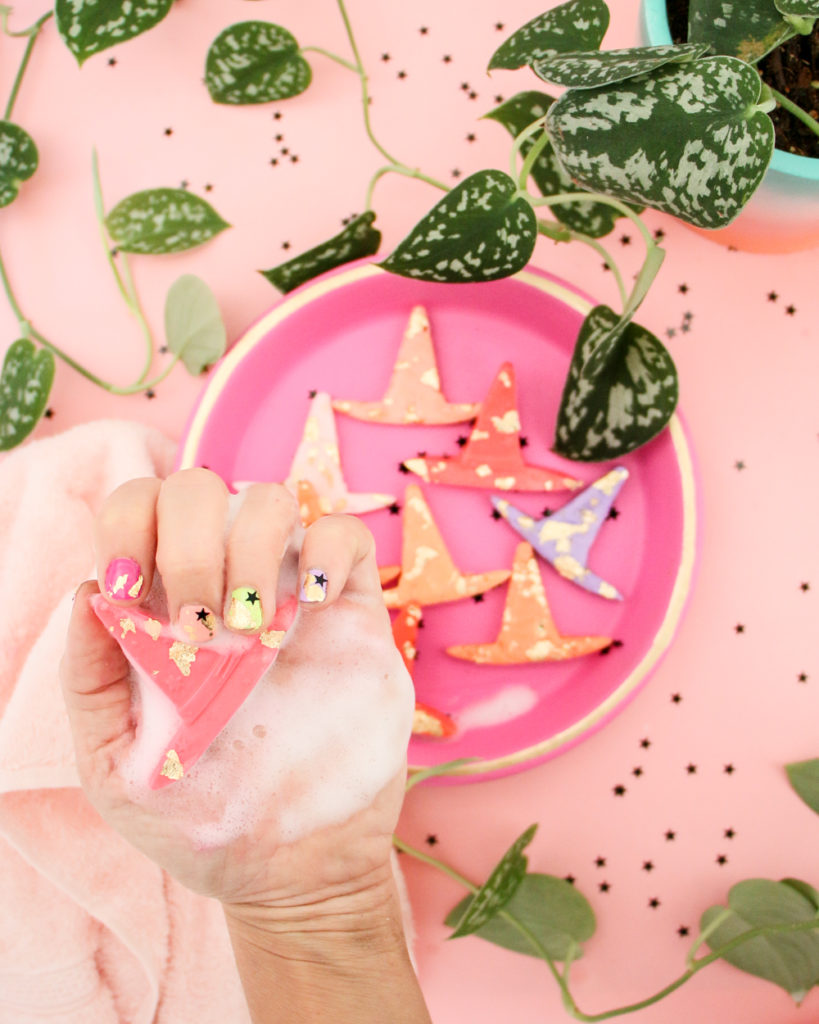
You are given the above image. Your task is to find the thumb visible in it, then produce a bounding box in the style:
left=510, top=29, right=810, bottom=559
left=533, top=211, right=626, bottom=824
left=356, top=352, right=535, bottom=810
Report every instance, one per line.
left=59, top=580, right=135, bottom=779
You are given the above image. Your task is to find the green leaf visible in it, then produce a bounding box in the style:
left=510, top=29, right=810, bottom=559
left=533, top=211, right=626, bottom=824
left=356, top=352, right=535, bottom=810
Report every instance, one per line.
left=55, top=0, right=173, bottom=65
left=701, top=879, right=819, bottom=1001
left=446, top=873, right=596, bottom=960
left=786, top=759, right=819, bottom=816
left=106, top=189, right=230, bottom=254
left=554, top=305, right=678, bottom=462
left=0, top=339, right=55, bottom=450
left=486, top=91, right=625, bottom=238
left=547, top=57, right=775, bottom=229
left=489, top=0, right=610, bottom=71
left=688, top=0, right=795, bottom=62
left=534, top=42, right=710, bottom=89
left=0, top=121, right=38, bottom=207
left=449, top=826, right=537, bottom=939
left=164, top=275, right=227, bottom=375
left=782, top=879, right=819, bottom=911
left=380, top=171, right=536, bottom=283
left=261, top=212, right=381, bottom=293
left=775, top=0, right=819, bottom=22
left=206, top=21, right=311, bottom=105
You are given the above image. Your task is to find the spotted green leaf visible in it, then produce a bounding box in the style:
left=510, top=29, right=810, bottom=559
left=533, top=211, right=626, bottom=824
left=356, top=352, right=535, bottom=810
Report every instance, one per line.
left=786, top=759, right=819, bottom=816
left=774, top=0, right=819, bottom=20
left=55, top=0, right=172, bottom=65
left=489, top=0, right=609, bottom=71
left=446, top=873, right=595, bottom=960
left=688, top=0, right=795, bottom=62
left=206, top=21, right=311, bottom=105
left=164, top=275, right=226, bottom=375
left=701, top=880, right=819, bottom=1001
left=782, top=880, right=819, bottom=912
left=534, top=42, right=710, bottom=88
left=486, top=91, right=627, bottom=238
left=554, top=305, right=678, bottom=461
left=106, top=189, right=230, bottom=254
left=261, top=212, right=381, bottom=293
left=547, top=57, right=775, bottom=229
left=0, top=339, right=54, bottom=450
left=449, top=826, right=537, bottom=939
left=0, top=121, right=38, bottom=207
left=380, top=171, right=536, bottom=283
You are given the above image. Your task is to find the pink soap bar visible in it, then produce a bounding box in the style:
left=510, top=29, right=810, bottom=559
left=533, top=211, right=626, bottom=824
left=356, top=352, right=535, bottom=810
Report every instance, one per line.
left=92, top=594, right=297, bottom=789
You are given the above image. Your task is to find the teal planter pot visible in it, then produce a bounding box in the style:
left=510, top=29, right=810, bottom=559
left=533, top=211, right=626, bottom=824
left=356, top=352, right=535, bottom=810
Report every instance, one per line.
left=641, top=0, right=819, bottom=253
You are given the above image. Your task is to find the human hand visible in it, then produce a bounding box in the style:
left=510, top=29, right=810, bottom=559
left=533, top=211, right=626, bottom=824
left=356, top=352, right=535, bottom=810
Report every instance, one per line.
left=60, top=469, right=414, bottom=931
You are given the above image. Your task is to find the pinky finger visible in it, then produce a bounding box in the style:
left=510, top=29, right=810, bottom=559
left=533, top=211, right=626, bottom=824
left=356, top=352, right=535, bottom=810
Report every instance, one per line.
left=297, top=514, right=381, bottom=610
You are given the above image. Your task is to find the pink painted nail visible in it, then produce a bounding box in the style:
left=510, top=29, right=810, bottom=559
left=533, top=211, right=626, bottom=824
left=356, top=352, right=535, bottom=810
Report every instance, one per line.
left=179, top=604, right=217, bottom=643
left=104, top=557, right=144, bottom=601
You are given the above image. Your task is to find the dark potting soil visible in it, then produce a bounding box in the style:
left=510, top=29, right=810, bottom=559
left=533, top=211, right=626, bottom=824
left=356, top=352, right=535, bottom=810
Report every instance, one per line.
left=666, top=0, right=819, bottom=158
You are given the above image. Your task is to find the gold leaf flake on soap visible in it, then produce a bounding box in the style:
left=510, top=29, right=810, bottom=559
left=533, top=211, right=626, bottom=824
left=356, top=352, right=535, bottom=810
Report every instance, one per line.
left=260, top=629, right=286, bottom=649
left=160, top=749, right=184, bottom=781
left=119, top=617, right=136, bottom=639
left=144, top=618, right=161, bottom=641
left=169, top=640, right=197, bottom=676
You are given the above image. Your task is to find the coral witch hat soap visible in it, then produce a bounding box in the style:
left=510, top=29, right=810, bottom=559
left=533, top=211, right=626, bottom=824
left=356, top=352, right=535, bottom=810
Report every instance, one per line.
left=402, top=363, right=581, bottom=492
left=92, top=595, right=295, bottom=789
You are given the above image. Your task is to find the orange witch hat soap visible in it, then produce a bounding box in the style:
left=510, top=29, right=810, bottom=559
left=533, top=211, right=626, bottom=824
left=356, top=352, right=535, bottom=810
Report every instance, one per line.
left=91, top=595, right=296, bottom=789
left=402, top=363, right=581, bottom=492
left=391, top=602, right=456, bottom=739
left=382, top=485, right=510, bottom=608
left=447, top=542, right=611, bottom=665
left=332, top=306, right=480, bottom=425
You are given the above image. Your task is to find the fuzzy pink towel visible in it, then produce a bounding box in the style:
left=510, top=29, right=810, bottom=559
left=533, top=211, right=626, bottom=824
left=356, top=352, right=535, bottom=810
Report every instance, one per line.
left=0, top=420, right=414, bottom=1023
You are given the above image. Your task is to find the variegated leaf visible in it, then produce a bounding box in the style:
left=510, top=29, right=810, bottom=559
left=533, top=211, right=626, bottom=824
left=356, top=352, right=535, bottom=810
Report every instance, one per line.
left=55, top=0, right=173, bottom=65
left=554, top=306, right=678, bottom=461
left=261, top=212, right=381, bottom=293
left=380, top=171, right=536, bottom=283
left=0, top=339, right=55, bottom=451
left=486, top=92, right=624, bottom=238
left=106, top=189, right=230, bottom=254
left=206, top=21, right=311, bottom=105
left=0, top=121, right=38, bottom=207
left=164, top=275, right=227, bottom=375
left=547, top=57, right=775, bottom=229
left=488, top=0, right=609, bottom=71
left=774, top=0, right=819, bottom=19
left=689, top=0, right=794, bottom=62
left=534, top=42, right=710, bottom=88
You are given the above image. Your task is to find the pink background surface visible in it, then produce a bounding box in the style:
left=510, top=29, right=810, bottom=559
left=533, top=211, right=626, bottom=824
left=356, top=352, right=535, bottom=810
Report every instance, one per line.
left=1, top=1, right=817, bottom=1021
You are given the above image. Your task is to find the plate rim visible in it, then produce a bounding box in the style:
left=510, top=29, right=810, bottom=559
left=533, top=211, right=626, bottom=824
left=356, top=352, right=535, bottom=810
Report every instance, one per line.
left=177, top=261, right=698, bottom=779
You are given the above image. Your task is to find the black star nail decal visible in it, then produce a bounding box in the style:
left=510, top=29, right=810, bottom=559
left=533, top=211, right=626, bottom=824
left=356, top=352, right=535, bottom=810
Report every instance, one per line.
left=196, top=608, right=210, bottom=623
left=312, top=572, right=328, bottom=588
left=245, top=590, right=260, bottom=605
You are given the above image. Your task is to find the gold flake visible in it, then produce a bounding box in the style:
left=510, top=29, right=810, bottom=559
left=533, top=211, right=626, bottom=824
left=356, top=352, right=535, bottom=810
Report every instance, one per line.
left=420, top=367, right=440, bottom=389
left=119, top=617, right=136, bottom=639
left=169, top=640, right=197, bottom=676
left=490, top=410, right=521, bottom=434
left=474, top=464, right=492, bottom=477
left=599, top=581, right=619, bottom=600
left=160, top=749, right=184, bottom=781
left=519, top=516, right=534, bottom=529
left=144, top=618, right=162, bottom=641
left=596, top=468, right=628, bottom=495
left=127, top=575, right=143, bottom=599
left=494, top=477, right=516, bottom=490
left=260, top=629, right=286, bottom=649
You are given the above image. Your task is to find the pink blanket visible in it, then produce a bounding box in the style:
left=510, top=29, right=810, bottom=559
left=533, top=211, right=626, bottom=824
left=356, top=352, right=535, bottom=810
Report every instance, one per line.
left=0, top=420, right=414, bottom=1023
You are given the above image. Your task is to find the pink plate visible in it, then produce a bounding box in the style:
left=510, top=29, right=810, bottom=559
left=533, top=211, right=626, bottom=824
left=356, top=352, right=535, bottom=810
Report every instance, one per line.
left=177, top=261, right=698, bottom=781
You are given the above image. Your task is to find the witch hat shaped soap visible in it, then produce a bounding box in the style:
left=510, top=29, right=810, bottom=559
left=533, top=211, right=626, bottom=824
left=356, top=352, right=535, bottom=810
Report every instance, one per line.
left=382, top=485, right=510, bottom=608
left=332, top=306, right=480, bottom=425
left=91, top=595, right=295, bottom=789
left=283, top=391, right=395, bottom=514
left=447, top=542, right=611, bottom=665
left=402, top=363, right=581, bottom=492
left=493, top=466, right=628, bottom=600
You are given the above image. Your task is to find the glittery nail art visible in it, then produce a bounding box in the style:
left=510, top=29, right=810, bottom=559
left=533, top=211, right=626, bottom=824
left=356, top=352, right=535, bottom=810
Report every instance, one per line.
left=226, top=587, right=263, bottom=631
left=105, top=557, right=144, bottom=601
left=179, top=604, right=217, bottom=643
left=300, top=568, right=328, bottom=603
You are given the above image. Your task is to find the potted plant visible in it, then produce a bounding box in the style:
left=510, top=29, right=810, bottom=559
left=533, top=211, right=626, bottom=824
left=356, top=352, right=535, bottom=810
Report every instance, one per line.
left=642, top=0, right=819, bottom=252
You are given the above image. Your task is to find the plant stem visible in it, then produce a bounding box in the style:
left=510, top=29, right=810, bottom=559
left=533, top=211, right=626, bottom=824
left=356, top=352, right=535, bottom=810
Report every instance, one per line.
left=365, top=162, right=450, bottom=210
left=300, top=45, right=358, bottom=73
left=3, top=10, right=52, bottom=120
left=530, top=191, right=656, bottom=249
left=516, top=121, right=551, bottom=190
left=768, top=85, right=819, bottom=140
left=555, top=225, right=628, bottom=308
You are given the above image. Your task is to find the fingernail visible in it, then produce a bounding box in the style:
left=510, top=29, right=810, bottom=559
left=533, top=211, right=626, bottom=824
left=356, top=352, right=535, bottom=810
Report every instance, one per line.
left=226, top=587, right=263, bottom=631
left=105, top=557, right=144, bottom=601
left=179, top=604, right=217, bottom=643
left=300, top=568, right=328, bottom=604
